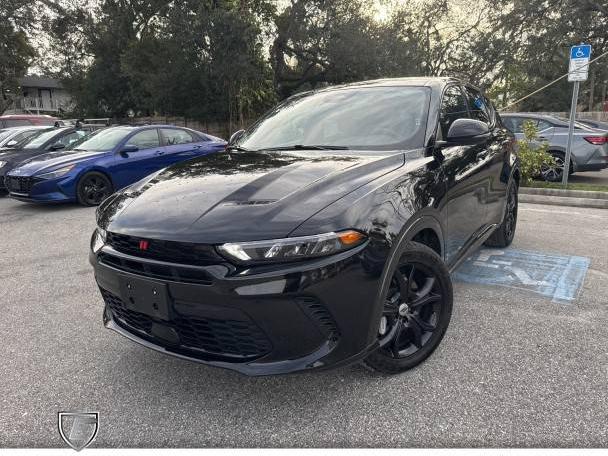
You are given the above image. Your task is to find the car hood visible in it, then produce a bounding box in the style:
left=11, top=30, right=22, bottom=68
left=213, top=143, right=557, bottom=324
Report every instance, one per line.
left=99, top=149, right=406, bottom=243
left=7, top=149, right=110, bottom=176
left=0, top=148, right=43, bottom=175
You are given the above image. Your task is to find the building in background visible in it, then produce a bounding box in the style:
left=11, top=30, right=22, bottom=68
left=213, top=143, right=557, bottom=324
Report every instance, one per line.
left=4, top=76, right=72, bottom=115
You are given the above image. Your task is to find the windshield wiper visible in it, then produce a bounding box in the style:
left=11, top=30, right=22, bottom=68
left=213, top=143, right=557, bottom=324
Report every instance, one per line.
left=262, top=144, right=348, bottom=151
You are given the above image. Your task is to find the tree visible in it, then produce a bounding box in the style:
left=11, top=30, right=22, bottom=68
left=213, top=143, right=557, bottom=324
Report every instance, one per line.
left=0, top=1, right=36, bottom=113
left=270, top=0, right=496, bottom=99
left=46, top=0, right=276, bottom=123
left=271, top=0, right=415, bottom=98
left=486, top=0, right=608, bottom=111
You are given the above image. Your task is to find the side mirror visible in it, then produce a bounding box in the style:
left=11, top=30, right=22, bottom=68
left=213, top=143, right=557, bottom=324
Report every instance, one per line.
left=445, top=119, right=490, bottom=145
left=120, top=144, right=139, bottom=154
left=49, top=142, right=66, bottom=151
left=229, top=129, right=245, bottom=144
left=6, top=140, right=17, bottom=147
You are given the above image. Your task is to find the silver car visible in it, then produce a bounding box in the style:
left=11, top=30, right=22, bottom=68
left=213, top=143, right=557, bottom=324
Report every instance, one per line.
left=501, top=113, right=608, bottom=181
left=0, top=126, right=53, bottom=150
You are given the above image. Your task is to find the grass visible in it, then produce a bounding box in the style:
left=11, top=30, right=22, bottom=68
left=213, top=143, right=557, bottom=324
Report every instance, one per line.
left=523, top=180, right=608, bottom=192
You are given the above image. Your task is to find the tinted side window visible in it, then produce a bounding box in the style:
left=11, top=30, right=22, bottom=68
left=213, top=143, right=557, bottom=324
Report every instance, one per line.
left=161, top=128, right=196, bottom=145
left=5, top=119, right=32, bottom=127
left=504, top=117, right=526, bottom=133
left=439, top=86, right=469, bottom=138
left=128, top=129, right=160, bottom=149
left=465, top=87, right=492, bottom=124
left=53, top=131, right=86, bottom=148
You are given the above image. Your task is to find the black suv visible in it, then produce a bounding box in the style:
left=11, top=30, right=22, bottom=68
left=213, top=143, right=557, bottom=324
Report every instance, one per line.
left=91, top=77, right=519, bottom=376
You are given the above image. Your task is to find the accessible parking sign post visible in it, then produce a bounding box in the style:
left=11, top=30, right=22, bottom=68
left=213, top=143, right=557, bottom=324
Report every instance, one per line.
left=563, top=44, right=592, bottom=186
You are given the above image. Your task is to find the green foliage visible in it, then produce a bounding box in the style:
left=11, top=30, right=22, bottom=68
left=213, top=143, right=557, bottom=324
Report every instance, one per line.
left=0, top=0, right=36, bottom=113
left=516, top=121, right=554, bottom=185
left=486, top=0, right=608, bottom=111
left=20, top=0, right=607, bottom=121
left=46, top=0, right=277, bottom=122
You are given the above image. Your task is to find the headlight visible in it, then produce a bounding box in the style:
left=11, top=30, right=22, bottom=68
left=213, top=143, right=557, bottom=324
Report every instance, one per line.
left=91, top=227, right=107, bottom=253
left=37, top=164, right=75, bottom=180
left=217, top=230, right=367, bottom=264
left=0, top=161, right=6, bottom=168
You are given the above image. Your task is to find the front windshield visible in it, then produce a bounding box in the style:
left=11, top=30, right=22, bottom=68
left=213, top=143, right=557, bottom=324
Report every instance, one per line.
left=23, top=128, right=68, bottom=149
left=237, top=86, right=430, bottom=151
left=73, top=127, right=132, bottom=151
left=69, top=128, right=102, bottom=148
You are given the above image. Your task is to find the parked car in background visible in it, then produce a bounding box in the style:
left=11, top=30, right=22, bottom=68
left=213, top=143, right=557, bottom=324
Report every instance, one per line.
left=0, top=126, right=53, bottom=150
left=501, top=113, right=608, bottom=181
left=0, top=127, right=94, bottom=191
left=90, top=77, right=519, bottom=376
left=0, top=114, right=58, bottom=128
left=577, top=118, right=608, bottom=131
left=6, top=125, right=226, bottom=205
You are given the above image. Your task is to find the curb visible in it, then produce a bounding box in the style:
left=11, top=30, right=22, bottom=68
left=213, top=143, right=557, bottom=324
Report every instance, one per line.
left=520, top=187, right=608, bottom=200
left=519, top=192, right=608, bottom=209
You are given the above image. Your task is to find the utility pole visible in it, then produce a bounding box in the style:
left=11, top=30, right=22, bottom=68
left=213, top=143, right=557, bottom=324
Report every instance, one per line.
left=589, top=70, right=595, bottom=112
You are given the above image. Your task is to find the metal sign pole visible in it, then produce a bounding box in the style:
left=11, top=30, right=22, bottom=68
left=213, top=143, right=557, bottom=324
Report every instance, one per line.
left=562, top=81, right=580, bottom=186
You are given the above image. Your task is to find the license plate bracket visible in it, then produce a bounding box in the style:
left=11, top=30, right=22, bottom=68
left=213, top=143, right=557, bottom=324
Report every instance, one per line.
left=119, top=275, right=170, bottom=320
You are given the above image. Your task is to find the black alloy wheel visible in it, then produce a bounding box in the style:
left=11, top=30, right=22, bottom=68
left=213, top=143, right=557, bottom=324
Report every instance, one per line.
left=504, top=182, right=518, bottom=241
left=484, top=180, right=518, bottom=248
left=77, top=172, right=113, bottom=206
left=363, top=241, right=453, bottom=374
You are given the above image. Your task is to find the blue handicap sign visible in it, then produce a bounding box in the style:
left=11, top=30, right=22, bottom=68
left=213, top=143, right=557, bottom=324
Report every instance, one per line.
left=453, top=248, right=590, bottom=304
left=570, top=44, right=592, bottom=60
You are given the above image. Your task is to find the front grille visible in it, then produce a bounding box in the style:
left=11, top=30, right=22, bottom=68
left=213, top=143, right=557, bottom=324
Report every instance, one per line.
left=295, top=296, right=340, bottom=342
left=98, top=252, right=213, bottom=285
left=101, top=288, right=272, bottom=360
left=6, top=176, right=35, bottom=194
left=106, top=232, right=222, bottom=266
left=102, top=288, right=153, bottom=332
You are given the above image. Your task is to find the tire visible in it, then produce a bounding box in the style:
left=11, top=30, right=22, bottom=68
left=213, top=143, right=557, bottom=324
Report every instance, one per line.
left=362, top=241, right=453, bottom=374
left=76, top=171, right=113, bottom=206
left=540, top=151, right=572, bottom=182
left=484, top=180, right=518, bottom=248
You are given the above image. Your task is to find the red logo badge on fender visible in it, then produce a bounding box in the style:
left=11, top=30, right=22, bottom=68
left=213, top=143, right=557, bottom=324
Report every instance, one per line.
left=139, top=240, right=149, bottom=250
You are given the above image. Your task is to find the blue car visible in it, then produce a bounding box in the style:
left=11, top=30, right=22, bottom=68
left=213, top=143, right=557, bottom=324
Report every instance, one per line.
left=5, top=125, right=226, bottom=205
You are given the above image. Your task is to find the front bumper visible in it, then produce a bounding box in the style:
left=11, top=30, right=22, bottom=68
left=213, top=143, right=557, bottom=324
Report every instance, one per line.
left=91, top=239, right=385, bottom=375
left=5, top=174, right=76, bottom=203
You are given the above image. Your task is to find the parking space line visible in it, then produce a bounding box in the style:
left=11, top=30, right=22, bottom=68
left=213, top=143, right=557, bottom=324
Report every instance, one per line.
left=454, top=248, right=590, bottom=303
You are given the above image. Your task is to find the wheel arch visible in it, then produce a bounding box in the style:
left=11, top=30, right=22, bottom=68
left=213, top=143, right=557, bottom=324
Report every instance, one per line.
left=376, top=215, right=445, bottom=308
left=366, top=213, right=446, bottom=350
left=75, top=167, right=115, bottom=192
left=409, top=225, right=443, bottom=259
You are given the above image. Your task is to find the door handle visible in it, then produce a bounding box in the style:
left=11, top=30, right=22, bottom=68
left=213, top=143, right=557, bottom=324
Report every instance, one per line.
left=538, top=136, right=547, bottom=141
left=154, top=150, right=165, bottom=156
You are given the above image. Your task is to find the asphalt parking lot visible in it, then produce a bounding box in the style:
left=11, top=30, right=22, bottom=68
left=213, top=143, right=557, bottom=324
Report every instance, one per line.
left=569, top=169, right=608, bottom=186
left=0, top=197, right=607, bottom=448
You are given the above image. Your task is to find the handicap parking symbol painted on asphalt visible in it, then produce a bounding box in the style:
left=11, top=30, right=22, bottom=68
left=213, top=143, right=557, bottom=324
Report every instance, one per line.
left=453, top=248, right=590, bottom=303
